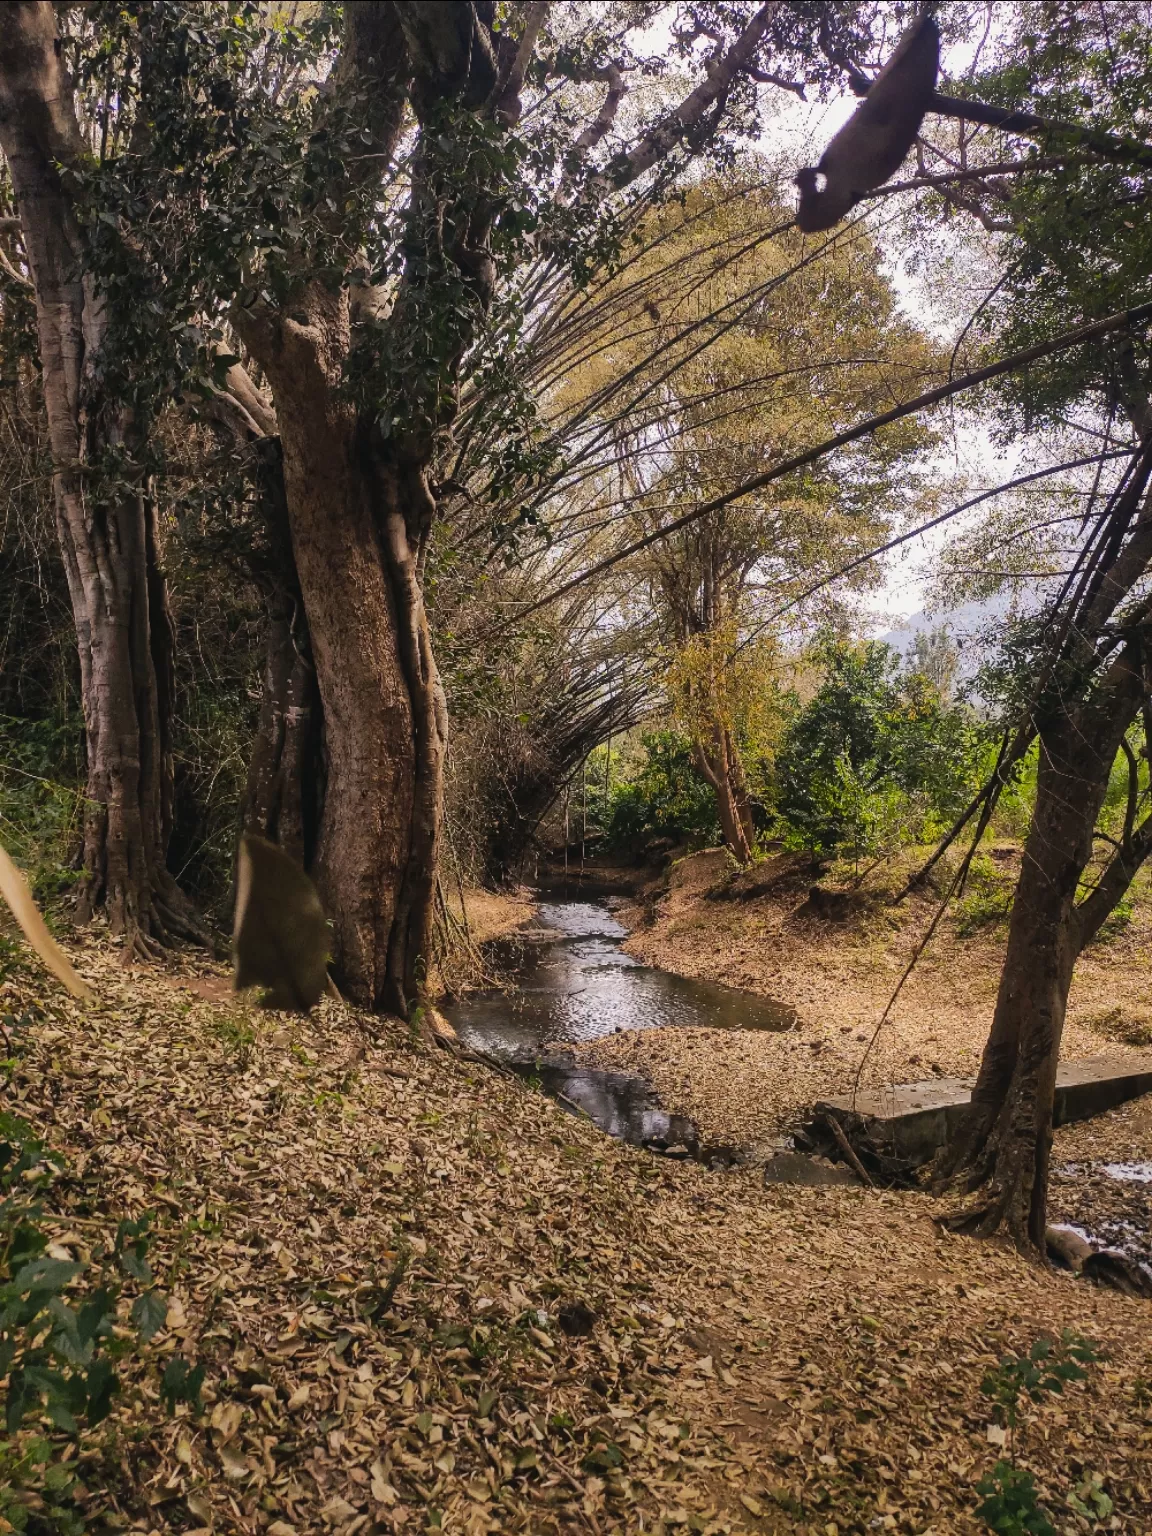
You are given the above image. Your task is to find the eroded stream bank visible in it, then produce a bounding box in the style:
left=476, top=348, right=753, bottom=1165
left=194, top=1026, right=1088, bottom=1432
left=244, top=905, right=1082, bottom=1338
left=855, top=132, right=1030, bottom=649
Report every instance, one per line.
left=444, top=889, right=796, bottom=1160
left=447, top=879, right=1152, bottom=1281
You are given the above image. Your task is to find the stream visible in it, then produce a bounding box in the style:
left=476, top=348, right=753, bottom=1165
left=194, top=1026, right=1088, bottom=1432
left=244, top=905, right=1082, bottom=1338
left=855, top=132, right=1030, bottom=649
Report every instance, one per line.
left=443, top=892, right=795, bottom=1155
left=444, top=896, right=1152, bottom=1284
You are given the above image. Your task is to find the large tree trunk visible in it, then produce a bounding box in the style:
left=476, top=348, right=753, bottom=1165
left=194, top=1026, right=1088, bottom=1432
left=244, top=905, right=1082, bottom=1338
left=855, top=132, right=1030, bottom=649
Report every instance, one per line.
left=236, top=287, right=446, bottom=1014
left=240, top=439, right=323, bottom=868
left=937, top=645, right=1145, bottom=1252
left=0, top=3, right=191, bottom=947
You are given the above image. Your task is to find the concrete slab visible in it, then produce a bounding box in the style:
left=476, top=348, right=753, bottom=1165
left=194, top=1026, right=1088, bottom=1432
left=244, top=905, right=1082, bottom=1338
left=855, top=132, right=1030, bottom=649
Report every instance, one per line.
left=817, top=1054, right=1152, bottom=1164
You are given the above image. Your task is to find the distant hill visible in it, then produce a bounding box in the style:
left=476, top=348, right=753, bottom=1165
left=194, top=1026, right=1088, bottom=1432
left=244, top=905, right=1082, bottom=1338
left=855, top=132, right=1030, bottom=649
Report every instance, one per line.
left=881, top=593, right=1016, bottom=674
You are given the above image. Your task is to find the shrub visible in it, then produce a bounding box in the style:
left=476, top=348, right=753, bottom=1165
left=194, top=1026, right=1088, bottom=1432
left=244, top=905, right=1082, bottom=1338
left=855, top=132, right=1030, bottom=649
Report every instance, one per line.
left=955, top=854, right=1017, bottom=936
left=594, top=732, right=720, bottom=852
left=0, top=1113, right=202, bottom=1533
left=775, top=641, right=987, bottom=862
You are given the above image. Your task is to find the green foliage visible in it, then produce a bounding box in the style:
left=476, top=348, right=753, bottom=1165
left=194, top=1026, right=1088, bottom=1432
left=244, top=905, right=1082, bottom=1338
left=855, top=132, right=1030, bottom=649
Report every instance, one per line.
left=973, top=1332, right=1101, bottom=1536
left=975, top=1462, right=1056, bottom=1536
left=593, top=733, right=720, bottom=852
left=955, top=855, right=1017, bottom=937
left=1067, top=1471, right=1113, bottom=1523
left=981, top=1331, right=1098, bottom=1436
left=0, top=716, right=85, bottom=909
left=962, top=8, right=1152, bottom=429
left=0, top=1113, right=201, bottom=1533
left=775, top=641, right=986, bottom=860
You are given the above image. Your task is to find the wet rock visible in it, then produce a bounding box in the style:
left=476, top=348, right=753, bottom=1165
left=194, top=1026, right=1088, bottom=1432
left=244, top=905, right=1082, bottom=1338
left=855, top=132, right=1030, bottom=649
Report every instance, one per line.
left=1083, top=1249, right=1152, bottom=1298
left=762, top=1151, right=859, bottom=1187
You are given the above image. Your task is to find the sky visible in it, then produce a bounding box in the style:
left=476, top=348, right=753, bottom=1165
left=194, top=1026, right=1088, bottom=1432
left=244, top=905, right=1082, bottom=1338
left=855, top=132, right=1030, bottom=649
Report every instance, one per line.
left=753, top=17, right=1029, bottom=636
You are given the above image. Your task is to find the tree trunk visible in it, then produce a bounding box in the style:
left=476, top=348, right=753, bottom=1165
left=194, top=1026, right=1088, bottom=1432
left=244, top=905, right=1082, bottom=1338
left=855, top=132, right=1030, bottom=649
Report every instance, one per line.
left=0, top=3, right=192, bottom=947
left=240, top=439, right=323, bottom=868
left=236, top=287, right=446, bottom=1014
left=937, top=646, right=1145, bottom=1252
left=694, top=731, right=754, bottom=863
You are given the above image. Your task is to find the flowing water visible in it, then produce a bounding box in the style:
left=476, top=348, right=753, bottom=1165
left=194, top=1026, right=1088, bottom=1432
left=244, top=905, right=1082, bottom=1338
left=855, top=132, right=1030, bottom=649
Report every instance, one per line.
left=443, top=893, right=796, bottom=1153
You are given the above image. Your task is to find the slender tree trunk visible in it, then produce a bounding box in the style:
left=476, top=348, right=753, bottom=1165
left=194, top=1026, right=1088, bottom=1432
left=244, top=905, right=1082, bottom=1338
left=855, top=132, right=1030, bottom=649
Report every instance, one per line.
left=935, top=751, right=1086, bottom=1250
left=236, top=286, right=446, bottom=1013
left=694, top=732, right=753, bottom=863
left=937, top=645, right=1145, bottom=1251
left=0, top=3, right=193, bottom=947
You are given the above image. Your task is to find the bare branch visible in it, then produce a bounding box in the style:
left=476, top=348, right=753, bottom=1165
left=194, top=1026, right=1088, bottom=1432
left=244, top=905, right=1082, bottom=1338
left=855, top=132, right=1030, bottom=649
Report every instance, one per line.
left=929, top=90, right=1152, bottom=170
left=511, top=300, right=1152, bottom=621
left=571, top=63, right=625, bottom=157
left=493, top=1, right=549, bottom=124
left=591, top=2, right=777, bottom=195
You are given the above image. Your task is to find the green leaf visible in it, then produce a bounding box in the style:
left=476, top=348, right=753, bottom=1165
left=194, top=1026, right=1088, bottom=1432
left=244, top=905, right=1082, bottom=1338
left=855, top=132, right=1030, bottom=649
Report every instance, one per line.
left=131, top=1289, right=168, bottom=1341
left=85, top=1359, right=118, bottom=1425
left=44, top=1398, right=78, bottom=1434
left=160, top=1355, right=205, bottom=1414
left=5, top=1369, right=32, bottom=1432
left=11, top=1257, right=83, bottom=1296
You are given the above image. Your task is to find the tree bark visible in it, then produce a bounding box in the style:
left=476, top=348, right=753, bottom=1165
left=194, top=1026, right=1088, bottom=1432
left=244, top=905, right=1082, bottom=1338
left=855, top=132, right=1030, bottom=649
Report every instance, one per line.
left=694, top=730, right=754, bottom=863
left=235, top=286, right=446, bottom=1013
left=240, top=439, right=323, bottom=868
left=937, top=641, right=1147, bottom=1251
left=0, top=2, right=193, bottom=947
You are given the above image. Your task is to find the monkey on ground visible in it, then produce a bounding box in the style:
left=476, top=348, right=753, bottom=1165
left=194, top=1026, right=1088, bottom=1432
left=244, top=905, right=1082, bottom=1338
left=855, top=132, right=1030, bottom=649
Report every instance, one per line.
left=233, top=834, right=330, bottom=1012
left=796, top=13, right=940, bottom=233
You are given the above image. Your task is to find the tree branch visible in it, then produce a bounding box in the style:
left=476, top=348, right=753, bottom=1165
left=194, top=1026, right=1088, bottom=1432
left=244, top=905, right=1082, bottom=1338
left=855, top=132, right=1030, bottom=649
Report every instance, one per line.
left=571, top=62, right=625, bottom=157
left=1076, top=807, right=1152, bottom=947
left=493, top=1, right=548, bottom=125
left=592, top=2, right=777, bottom=194
left=929, top=91, right=1152, bottom=171
left=327, top=1, right=412, bottom=188
left=396, top=0, right=499, bottom=114
left=512, top=299, right=1152, bottom=621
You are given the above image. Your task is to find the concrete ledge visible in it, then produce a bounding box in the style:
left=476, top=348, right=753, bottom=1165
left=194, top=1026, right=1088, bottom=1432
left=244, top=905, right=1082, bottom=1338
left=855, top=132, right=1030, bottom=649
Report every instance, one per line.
left=817, top=1053, right=1152, bottom=1164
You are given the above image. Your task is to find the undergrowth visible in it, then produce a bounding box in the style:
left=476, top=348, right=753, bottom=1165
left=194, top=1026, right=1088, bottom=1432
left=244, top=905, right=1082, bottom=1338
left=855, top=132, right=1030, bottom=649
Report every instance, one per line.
left=0, top=1098, right=202, bottom=1533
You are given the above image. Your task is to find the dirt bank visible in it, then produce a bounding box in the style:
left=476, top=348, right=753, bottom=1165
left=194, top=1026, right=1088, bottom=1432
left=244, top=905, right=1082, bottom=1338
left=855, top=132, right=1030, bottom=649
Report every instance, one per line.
left=576, top=849, right=1152, bottom=1149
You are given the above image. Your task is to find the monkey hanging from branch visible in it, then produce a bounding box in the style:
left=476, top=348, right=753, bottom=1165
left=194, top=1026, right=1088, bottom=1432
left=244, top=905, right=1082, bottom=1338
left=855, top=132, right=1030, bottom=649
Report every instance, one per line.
left=795, top=8, right=1152, bottom=233
left=795, top=12, right=941, bottom=233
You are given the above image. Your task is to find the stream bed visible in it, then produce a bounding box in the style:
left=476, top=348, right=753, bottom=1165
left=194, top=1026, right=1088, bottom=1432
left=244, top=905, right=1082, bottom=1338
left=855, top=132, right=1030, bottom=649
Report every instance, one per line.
left=445, top=896, right=1152, bottom=1283
left=444, top=893, right=795, bottom=1155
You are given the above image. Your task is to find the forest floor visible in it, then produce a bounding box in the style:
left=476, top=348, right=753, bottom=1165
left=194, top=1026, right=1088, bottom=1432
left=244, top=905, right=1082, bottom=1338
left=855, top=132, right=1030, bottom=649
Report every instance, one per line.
left=1, top=881, right=1150, bottom=1536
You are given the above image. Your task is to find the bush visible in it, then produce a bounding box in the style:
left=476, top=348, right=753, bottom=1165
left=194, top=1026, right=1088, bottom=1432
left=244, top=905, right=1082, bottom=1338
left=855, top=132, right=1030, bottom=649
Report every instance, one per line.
left=775, top=640, right=987, bottom=862
left=955, top=854, right=1017, bottom=936
left=594, top=732, right=720, bottom=853
left=0, top=1111, right=202, bottom=1533
left=0, top=715, right=85, bottom=908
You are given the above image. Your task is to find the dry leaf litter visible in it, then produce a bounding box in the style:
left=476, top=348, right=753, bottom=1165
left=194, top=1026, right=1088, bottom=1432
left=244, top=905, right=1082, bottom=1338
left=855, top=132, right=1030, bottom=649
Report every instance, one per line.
left=0, top=878, right=1149, bottom=1536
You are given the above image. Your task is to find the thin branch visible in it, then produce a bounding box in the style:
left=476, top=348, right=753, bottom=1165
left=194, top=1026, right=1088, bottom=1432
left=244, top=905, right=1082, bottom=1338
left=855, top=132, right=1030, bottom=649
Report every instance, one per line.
left=508, top=301, right=1152, bottom=623
left=929, top=90, right=1152, bottom=171
left=590, top=3, right=777, bottom=195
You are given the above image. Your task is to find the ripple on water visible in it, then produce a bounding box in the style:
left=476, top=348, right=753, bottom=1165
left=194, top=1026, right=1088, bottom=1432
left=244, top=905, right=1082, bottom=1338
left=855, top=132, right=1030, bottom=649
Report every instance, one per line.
left=446, top=897, right=797, bottom=1059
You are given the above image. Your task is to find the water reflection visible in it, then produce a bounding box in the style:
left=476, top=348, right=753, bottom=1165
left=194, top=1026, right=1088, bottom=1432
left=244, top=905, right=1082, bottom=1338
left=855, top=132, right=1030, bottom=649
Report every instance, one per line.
left=443, top=894, right=793, bottom=1155
left=447, top=898, right=796, bottom=1058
